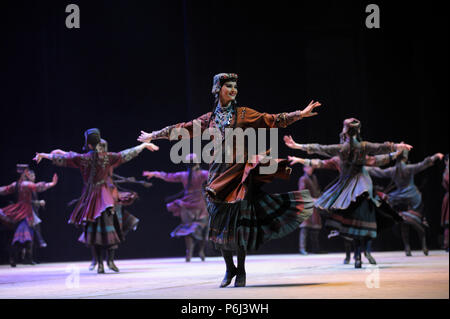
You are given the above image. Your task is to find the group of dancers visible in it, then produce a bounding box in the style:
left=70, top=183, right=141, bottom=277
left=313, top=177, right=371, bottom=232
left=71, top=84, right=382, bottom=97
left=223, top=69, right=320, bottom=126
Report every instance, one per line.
left=286, top=135, right=447, bottom=264
left=0, top=73, right=448, bottom=288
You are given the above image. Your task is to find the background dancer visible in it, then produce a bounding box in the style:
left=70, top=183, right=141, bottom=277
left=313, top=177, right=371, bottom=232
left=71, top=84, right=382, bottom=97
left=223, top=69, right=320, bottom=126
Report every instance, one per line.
left=0, top=165, right=57, bottom=267
left=34, top=128, right=159, bottom=273
left=288, top=155, right=397, bottom=265
left=284, top=118, right=411, bottom=268
left=143, top=153, right=209, bottom=262
left=297, top=165, right=324, bottom=255
left=64, top=139, right=152, bottom=271
left=366, top=151, right=444, bottom=256
left=138, top=73, right=320, bottom=287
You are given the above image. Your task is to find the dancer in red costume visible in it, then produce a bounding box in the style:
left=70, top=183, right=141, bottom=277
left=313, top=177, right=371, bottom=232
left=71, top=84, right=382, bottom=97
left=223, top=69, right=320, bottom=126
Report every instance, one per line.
left=0, top=165, right=57, bottom=267
left=34, top=128, right=158, bottom=273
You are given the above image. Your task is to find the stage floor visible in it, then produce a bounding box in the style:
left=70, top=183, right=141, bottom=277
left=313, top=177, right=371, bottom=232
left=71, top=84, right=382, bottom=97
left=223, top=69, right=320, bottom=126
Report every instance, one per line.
left=0, top=250, right=448, bottom=299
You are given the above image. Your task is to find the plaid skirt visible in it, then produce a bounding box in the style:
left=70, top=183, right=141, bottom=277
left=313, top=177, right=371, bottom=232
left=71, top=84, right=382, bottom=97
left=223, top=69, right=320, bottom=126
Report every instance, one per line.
left=12, top=219, right=34, bottom=245
left=324, top=192, right=403, bottom=240
left=79, top=205, right=139, bottom=248
left=83, top=207, right=123, bottom=249
left=207, top=190, right=313, bottom=251
left=325, top=196, right=378, bottom=239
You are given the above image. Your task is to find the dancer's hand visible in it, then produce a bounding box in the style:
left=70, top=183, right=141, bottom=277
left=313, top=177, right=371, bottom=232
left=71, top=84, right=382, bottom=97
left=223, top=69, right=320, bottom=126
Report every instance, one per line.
left=52, top=173, right=58, bottom=186
left=143, top=171, right=157, bottom=179
left=39, top=200, right=46, bottom=207
left=435, top=153, right=444, bottom=160
left=288, top=156, right=304, bottom=166
left=300, top=100, right=322, bottom=118
left=143, top=142, right=159, bottom=152
left=138, top=131, right=152, bottom=143
left=33, top=152, right=46, bottom=164
left=396, top=142, right=413, bottom=152
left=283, top=135, right=301, bottom=150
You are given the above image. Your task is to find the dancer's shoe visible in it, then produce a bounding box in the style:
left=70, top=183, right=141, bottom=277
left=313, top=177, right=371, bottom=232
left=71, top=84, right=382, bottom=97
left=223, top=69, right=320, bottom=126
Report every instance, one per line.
left=220, top=267, right=237, bottom=288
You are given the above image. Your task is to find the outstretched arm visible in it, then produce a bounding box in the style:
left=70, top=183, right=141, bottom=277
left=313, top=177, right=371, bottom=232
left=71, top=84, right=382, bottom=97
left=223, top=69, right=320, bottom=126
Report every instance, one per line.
left=288, top=155, right=340, bottom=171
left=35, top=173, right=59, bottom=192
left=365, top=150, right=401, bottom=167
left=362, top=141, right=413, bottom=155
left=114, top=143, right=159, bottom=166
left=143, top=171, right=185, bottom=183
left=0, top=182, right=16, bottom=196
left=34, top=150, right=85, bottom=168
left=242, top=100, right=322, bottom=129
left=284, top=135, right=343, bottom=157
left=138, top=112, right=212, bottom=142
left=409, top=153, right=444, bottom=175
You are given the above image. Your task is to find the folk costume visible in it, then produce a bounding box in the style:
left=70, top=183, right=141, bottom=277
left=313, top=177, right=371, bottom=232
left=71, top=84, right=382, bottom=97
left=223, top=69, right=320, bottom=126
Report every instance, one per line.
left=0, top=165, right=56, bottom=267
left=141, top=73, right=315, bottom=287
left=293, top=118, right=404, bottom=268
left=148, top=154, right=209, bottom=262
left=366, top=151, right=441, bottom=256
left=41, top=129, right=150, bottom=273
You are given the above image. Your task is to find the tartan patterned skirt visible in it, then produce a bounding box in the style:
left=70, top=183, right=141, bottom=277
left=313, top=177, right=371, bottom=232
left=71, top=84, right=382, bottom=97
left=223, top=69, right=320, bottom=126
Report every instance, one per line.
left=207, top=190, right=313, bottom=251
left=325, top=192, right=403, bottom=240
left=325, top=196, right=378, bottom=239
left=78, top=205, right=139, bottom=248
left=83, top=207, right=123, bottom=249
left=12, top=219, right=34, bottom=245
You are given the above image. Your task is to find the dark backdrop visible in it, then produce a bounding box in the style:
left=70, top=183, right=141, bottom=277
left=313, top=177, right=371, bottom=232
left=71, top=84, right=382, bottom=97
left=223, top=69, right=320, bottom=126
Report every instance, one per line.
left=0, top=0, right=448, bottom=263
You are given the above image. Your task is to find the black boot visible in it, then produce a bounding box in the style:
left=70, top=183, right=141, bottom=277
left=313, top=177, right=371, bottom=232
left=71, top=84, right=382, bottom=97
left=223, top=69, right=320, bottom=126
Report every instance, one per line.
left=421, top=237, right=429, bottom=256
left=95, top=246, right=105, bottom=274
left=89, top=246, right=97, bottom=271
left=235, top=248, right=246, bottom=287
left=9, top=244, right=19, bottom=267
left=364, top=239, right=377, bottom=265
left=107, top=249, right=119, bottom=272
left=354, top=240, right=362, bottom=269
left=343, top=239, right=352, bottom=264
left=24, top=242, right=36, bottom=265
left=401, top=223, right=412, bottom=256
left=405, top=245, right=412, bottom=256
left=198, top=239, right=206, bottom=262
left=355, top=255, right=362, bottom=268
left=220, top=249, right=237, bottom=288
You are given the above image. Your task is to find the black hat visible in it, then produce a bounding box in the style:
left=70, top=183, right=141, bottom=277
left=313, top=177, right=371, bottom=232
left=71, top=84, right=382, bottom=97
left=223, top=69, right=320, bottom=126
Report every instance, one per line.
left=83, top=128, right=101, bottom=151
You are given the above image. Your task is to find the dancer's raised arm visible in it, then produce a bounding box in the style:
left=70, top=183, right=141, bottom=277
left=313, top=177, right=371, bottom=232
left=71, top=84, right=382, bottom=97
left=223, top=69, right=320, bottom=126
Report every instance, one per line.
left=138, top=100, right=322, bottom=143
left=408, top=153, right=444, bottom=174
left=289, top=150, right=399, bottom=170
left=138, top=113, right=212, bottom=142
left=284, top=135, right=413, bottom=158
left=288, top=155, right=340, bottom=170
left=34, top=142, right=158, bottom=168
left=143, top=171, right=185, bottom=183
left=241, top=100, right=322, bottom=129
